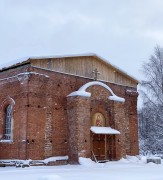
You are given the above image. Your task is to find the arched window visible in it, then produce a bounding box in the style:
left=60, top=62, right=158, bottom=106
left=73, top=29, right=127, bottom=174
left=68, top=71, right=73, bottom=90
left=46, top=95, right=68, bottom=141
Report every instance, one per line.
left=4, top=105, right=12, bottom=140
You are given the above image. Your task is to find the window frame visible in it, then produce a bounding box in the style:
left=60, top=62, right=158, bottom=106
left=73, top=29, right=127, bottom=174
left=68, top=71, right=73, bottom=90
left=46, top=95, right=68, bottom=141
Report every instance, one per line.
left=4, top=104, right=12, bottom=140
left=0, top=96, right=15, bottom=142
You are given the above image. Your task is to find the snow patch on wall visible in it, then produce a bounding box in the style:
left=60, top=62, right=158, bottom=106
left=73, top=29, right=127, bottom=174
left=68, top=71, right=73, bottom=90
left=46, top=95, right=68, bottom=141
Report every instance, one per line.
left=109, top=95, right=125, bottom=102
left=126, top=89, right=138, bottom=93
left=68, top=81, right=125, bottom=102
left=68, top=91, right=91, bottom=97
left=0, top=72, right=49, bottom=82
left=0, top=140, right=13, bottom=143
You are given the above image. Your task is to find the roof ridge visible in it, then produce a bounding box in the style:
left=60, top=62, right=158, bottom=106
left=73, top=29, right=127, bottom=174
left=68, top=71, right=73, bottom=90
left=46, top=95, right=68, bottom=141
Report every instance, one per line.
left=0, top=53, right=139, bottom=83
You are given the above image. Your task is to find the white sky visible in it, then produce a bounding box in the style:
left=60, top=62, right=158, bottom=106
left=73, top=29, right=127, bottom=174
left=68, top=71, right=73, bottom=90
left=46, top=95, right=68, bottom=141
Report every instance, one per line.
left=1, top=0, right=163, bottom=81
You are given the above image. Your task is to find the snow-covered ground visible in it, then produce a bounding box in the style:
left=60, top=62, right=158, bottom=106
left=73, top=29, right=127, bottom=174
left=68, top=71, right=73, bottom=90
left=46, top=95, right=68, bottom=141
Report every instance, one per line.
left=0, top=156, right=163, bottom=180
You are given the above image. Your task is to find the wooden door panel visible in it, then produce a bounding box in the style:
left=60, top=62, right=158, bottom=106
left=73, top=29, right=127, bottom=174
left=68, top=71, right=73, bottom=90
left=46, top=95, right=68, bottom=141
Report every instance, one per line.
left=92, top=134, right=105, bottom=161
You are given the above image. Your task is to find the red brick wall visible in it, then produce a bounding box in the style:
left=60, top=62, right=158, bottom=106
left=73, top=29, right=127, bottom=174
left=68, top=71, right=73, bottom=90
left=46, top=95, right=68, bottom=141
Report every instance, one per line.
left=67, top=96, right=91, bottom=164
left=26, top=73, right=49, bottom=159
left=125, top=91, right=139, bottom=155
left=0, top=65, right=30, bottom=159
left=0, top=65, right=139, bottom=162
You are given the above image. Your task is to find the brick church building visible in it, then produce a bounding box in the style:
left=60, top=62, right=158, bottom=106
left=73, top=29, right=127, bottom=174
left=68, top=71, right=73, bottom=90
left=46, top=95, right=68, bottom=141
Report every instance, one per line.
left=0, top=54, right=139, bottom=164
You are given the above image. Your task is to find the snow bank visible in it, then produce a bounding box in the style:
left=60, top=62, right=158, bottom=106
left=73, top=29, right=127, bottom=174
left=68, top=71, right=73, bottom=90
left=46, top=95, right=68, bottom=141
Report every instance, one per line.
left=43, top=156, right=68, bottom=164
left=126, top=155, right=140, bottom=163
left=140, top=156, right=147, bottom=163
left=79, top=157, right=96, bottom=167
left=22, top=159, right=31, bottom=165
left=118, top=158, right=129, bottom=163
left=79, top=156, right=148, bottom=168
left=139, top=155, right=161, bottom=164
left=1, top=161, right=163, bottom=180
left=38, top=175, right=62, bottom=180
left=0, top=156, right=68, bottom=166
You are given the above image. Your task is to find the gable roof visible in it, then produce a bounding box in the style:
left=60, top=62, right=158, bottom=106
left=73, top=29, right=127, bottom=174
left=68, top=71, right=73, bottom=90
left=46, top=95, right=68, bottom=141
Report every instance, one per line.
left=0, top=53, right=139, bottom=83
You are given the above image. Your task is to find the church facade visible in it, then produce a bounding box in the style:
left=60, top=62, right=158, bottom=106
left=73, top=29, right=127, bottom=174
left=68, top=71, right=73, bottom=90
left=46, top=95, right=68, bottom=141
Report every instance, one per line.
left=0, top=54, right=139, bottom=164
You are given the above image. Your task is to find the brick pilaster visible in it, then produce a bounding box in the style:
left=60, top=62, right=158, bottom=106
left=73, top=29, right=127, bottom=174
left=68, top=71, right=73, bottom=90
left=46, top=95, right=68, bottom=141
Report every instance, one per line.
left=67, top=96, right=91, bottom=164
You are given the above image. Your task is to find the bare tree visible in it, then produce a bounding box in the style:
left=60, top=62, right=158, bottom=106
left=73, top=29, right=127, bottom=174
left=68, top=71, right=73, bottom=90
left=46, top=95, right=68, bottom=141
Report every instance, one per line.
left=139, top=46, right=163, bottom=154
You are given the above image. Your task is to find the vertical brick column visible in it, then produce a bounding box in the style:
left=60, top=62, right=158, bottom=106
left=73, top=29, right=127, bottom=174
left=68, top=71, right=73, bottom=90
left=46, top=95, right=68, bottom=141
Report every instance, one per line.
left=44, top=96, right=53, bottom=158
left=67, top=96, right=90, bottom=164
left=26, top=73, right=50, bottom=160
left=125, top=92, right=139, bottom=156
left=17, top=74, right=30, bottom=160
left=113, top=101, right=128, bottom=159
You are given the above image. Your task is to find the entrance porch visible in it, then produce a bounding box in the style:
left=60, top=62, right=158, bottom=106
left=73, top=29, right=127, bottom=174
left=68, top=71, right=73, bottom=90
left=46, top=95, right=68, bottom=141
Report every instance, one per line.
left=90, top=126, right=120, bottom=162
left=67, top=81, right=125, bottom=164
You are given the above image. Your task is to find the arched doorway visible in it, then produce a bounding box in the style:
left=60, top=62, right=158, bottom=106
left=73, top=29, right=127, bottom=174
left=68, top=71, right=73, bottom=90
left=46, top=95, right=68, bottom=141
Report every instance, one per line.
left=91, top=113, right=120, bottom=162
left=91, top=113, right=106, bottom=162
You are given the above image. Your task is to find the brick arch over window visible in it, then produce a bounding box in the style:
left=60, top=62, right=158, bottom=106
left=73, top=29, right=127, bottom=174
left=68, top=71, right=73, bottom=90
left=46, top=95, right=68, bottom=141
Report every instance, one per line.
left=0, top=96, right=15, bottom=140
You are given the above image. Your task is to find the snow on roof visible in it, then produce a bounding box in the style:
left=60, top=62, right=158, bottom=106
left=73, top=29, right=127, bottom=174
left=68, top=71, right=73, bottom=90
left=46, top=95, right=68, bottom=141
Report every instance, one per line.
left=0, top=53, right=138, bottom=83
left=30, top=53, right=138, bottom=82
left=0, top=57, right=29, bottom=70
left=0, top=54, right=95, bottom=70
left=28, top=53, right=97, bottom=60
left=90, top=126, right=120, bottom=134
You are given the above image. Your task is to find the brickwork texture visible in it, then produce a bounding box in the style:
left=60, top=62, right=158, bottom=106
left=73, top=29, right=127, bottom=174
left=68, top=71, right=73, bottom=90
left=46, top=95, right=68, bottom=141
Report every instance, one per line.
left=0, top=64, right=139, bottom=164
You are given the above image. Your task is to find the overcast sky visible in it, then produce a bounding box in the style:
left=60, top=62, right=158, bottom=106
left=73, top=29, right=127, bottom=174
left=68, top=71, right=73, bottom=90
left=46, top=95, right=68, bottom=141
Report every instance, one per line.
left=0, top=0, right=163, bottom=82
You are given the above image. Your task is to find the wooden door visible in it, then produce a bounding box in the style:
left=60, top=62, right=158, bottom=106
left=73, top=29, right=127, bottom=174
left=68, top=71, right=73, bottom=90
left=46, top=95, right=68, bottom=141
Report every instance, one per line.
left=107, top=135, right=116, bottom=160
left=92, top=134, right=106, bottom=161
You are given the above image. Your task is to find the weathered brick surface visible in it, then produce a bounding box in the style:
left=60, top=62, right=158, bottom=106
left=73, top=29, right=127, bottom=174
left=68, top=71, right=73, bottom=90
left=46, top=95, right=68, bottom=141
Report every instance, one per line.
left=0, top=65, right=139, bottom=163
left=67, top=96, right=91, bottom=164
left=114, top=102, right=127, bottom=159
left=125, top=90, right=139, bottom=155
left=0, top=66, right=29, bottom=159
